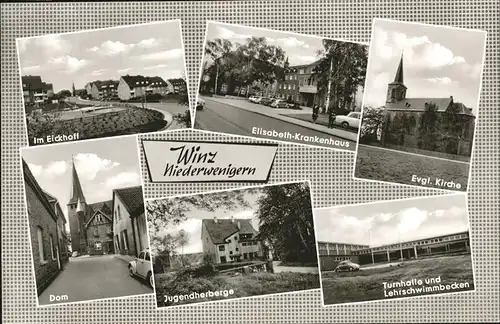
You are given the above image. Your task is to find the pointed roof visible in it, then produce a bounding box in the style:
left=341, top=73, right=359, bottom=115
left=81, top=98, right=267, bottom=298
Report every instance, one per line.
left=84, top=209, right=112, bottom=228
left=202, top=218, right=258, bottom=244
left=391, top=54, right=404, bottom=84
left=114, top=186, right=144, bottom=218
left=69, top=159, right=86, bottom=204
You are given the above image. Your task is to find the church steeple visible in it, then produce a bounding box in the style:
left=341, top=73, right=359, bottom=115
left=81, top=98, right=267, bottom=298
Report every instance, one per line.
left=386, top=53, right=407, bottom=104
left=69, top=157, right=85, bottom=205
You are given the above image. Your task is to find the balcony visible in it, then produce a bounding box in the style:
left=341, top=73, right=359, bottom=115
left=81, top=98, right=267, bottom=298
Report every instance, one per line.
left=299, top=85, right=317, bottom=94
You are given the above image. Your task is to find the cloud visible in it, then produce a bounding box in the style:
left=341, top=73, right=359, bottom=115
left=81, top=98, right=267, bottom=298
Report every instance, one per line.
left=74, top=153, right=120, bottom=180
left=144, top=64, right=169, bottom=70
left=293, top=55, right=318, bottom=65
left=87, top=46, right=99, bottom=52
left=27, top=163, right=43, bottom=177
left=424, top=77, right=453, bottom=85
left=276, top=36, right=310, bottom=49
left=139, top=48, right=184, bottom=61
left=22, top=65, right=42, bottom=74
left=215, top=26, right=251, bottom=40
left=48, top=55, right=88, bottom=73
left=16, top=38, right=29, bottom=54
left=94, top=40, right=135, bottom=56
left=91, top=68, right=108, bottom=76
left=117, top=67, right=133, bottom=74
left=103, top=171, right=140, bottom=189
left=138, top=38, right=161, bottom=48
left=27, top=161, right=67, bottom=178
left=397, top=207, right=428, bottom=234
left=33, top=34, right=72, bottom=57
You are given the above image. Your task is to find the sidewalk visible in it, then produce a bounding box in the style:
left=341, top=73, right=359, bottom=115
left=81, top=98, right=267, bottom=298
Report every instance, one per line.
left=204, top=96, right=358, bottom=142
left=113, top=254, right=136, bottom=264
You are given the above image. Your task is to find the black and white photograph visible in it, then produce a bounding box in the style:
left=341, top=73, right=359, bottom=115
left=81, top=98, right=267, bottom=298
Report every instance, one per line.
left=21, top=136, right=153, bottom=306
left=355, top=19, right=486, bottom=191
left=194, top=21, right=368, bottom=151
left=314, top=194, right=475, bottom=306
left=146, top=181, right=320, bottom=307
left=17, top=20, right=191, bottom=147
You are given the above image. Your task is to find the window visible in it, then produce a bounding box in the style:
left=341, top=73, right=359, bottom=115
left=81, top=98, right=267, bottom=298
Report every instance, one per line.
left=94, top=227, right=99, bottom=236
left=288, top=84, right=291, bottom=90
left=227, top=239, right=231, bottom=243
left=37, top=227, right=46, bottom=264
left=234, top=236, right=238, bottom=241
left=229, top=251, right=233, bottom=255
left=145, top=252, right=151, bottom=261
left=49, top=234, right=55, bottom=260
left=218, top=245, right=225, bottom=251
left=235, top=248, right=239, bottom=252
left=138, top=252, right=145, bottom=259
left=118, top=205, right=121, bottom=219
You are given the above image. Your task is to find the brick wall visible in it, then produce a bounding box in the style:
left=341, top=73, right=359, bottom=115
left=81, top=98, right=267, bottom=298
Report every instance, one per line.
left=25, top=181, right=61, bottom=295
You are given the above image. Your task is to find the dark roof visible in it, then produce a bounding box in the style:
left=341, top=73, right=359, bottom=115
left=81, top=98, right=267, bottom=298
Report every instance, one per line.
left=387, top=97, right=453, bottom=112
left=448, top=102, right=475, bottom=116
left=114, top=186, right=144, bottom=217
left=69, top=162, right=86, bottom=204
left=94, top=80, right=119, bottom=90
left=121, top=75, right=150, bottom=88
left=167, top=78, right=186, bottom=85
left=286, top=59, right=322, bottom=72
left=22, top=76, right=43, bottom=90
left=89, top=200, right=113, bottom=216
left=202, top=218, right=257, bottom=244
left=146, top=76, right=168, bottom=88
left=84, top=208, right=112, bottom=227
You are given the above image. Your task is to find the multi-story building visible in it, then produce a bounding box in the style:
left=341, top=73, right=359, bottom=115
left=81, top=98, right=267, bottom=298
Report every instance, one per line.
left=91, top=80, right=119, bottom=100
left=117, top=75, right=170, bottom=101
left=22, top=75, right=54, bottom=105
left=318, top=231, right=471, bottom=271
left=22, top=159, right=63, bottom=295
left=276, top=60, right=321, bottom=107
left=201, top=216, right=262, bottom=264
left=84, top=201, right=114, bottom=255
left=44, top=191, right=70, bottom=264
left=112, top=186, right=147, bottom=257
left=167, top=78, right=187, bottom=94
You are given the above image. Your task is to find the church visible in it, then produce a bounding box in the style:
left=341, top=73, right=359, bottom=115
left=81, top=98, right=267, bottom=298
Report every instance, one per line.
left=67, top=160, right=114, bottom=255
left=380, top=55, right=476, bottom=157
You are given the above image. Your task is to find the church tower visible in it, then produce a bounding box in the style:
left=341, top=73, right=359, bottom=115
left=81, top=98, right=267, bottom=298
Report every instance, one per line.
left=386, top=54, right=407, bottom=104
left=67, top=158, right=87, bottom=253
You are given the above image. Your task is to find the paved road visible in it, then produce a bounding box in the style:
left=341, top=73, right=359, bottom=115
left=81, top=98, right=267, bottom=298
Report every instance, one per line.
left=195, top=98, right=356, bottom=151
left=67, top=97, right=190, bottom=130
left=38, top=254, right=152, bottom=305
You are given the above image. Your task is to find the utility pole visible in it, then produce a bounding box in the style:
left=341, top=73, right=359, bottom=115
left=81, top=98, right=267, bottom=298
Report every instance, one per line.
left=325, top=57, right=334, bottom=111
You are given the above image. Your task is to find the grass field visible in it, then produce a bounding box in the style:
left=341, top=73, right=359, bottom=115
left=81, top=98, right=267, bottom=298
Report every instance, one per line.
left=155, top=271, right=320, bottom=307
left=355, top=145, right=470, bottom=191
left=321, top=254, right=474, bottom=305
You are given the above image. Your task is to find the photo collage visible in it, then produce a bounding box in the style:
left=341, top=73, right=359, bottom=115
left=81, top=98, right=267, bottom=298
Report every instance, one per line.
left=17, top=18, right=485, bottom=308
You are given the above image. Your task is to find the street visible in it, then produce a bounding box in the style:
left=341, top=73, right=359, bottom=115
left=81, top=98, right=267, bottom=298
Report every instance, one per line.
left=67, top=96, right=190, bottom=130
left=194, top=97, right=357, bottom=151
left=38, top=254, right=152, bottom=305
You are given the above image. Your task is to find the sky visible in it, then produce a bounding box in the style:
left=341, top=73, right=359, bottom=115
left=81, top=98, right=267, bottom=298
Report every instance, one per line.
left=17, top=20, right=186, bottom=93
left=314, top=194, right=470, bottom=247
left=22, top=136, right=142, bottom=231
left=363, top=19, right=486, bottom=114
left=153, top=190, right=264, bottom=255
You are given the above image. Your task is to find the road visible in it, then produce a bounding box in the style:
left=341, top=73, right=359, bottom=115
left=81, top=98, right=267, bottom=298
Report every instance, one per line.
left=195, top=97, right=356, bottom=151
left=38, top=254, right=152, bottom=305
left=67, top=97, right=190, bottom=130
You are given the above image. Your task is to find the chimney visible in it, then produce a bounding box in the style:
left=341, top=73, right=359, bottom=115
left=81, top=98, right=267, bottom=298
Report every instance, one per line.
left=213, top=216, right=218, bottom=223
left=450, top=95, right=454, bottom=103
left=237, top=221, right=241, bottom=230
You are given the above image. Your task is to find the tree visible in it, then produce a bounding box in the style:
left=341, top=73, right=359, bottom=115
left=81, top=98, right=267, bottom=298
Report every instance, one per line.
left=360, top=106, right=385, bottom=143
left=418, top=102, right=440, bottom=150
left=176, top=230, right=189, bottom=266
left=312, top=40, right=368, bottom=112
left=57, top=89, right=72, bottom=98
left=205, top=38, right=234, bottom=94
left=254, top=182, right=316, bottom=263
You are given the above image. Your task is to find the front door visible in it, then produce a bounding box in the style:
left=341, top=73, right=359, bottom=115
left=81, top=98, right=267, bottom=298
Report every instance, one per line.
left=220, top=256, right=226, bottom=263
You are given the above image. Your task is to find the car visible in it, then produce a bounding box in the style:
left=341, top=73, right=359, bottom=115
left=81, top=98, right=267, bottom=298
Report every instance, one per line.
left=248, top=95, right=258, bottom=102
left=259, top=98, right=274, bottom=106
left=71, top=251, right=79, bottom=257
left=128, top=249, right=154, bottom=287
left=252, top=96, right=263, bottom=104
left=335, top=112, right=361, bottom=129
left=334, top=260, right=361, bottom=272
left=196, top=97, right=205, bottom=110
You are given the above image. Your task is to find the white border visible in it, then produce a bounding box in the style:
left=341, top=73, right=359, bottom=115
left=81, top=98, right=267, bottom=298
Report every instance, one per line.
left=192, top=20, right=369, bottom=152
left=19, top=134, right=155, bottom=308
left=311, top=192, right=477, bottom=307
left=144, top=180, right=322, bottom=309
left=15, top=19, right=191, bottom=148
left=352, top=18, right=488, bottom=192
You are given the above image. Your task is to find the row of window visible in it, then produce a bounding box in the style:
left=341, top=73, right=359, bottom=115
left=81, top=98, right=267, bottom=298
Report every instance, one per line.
left=241, top=241, right=258, bottom=246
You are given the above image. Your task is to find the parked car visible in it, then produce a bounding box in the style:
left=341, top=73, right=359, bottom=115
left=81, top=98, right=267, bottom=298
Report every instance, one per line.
left=253, top=97, right=264, bottom=104
left=334, top=260, right=361, bottom=272
left=248, top=95, right=258, bottom=102
left=259, top=98, right=274, bottom=106
left=335, top=112, right=361, bottom=129
left=71, top=251, right=79, bottom=257
left=196, top=97, right=205, bottom=110
left=128, top=249, right=154, bottom=287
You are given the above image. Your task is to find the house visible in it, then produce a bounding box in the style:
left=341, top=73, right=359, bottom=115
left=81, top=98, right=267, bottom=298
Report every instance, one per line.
left=167, top=78, right=187, bottom=94
left=43, top=191, right=70, bottom=264
left=91, top=80, right=119, bottom=100
left=112, top=186, right=147, bottom=257
left=117, top=75, right=150, bottom=101
left=67, top=159, right=116, bottom=254
left=201, top=216, right=262, bottom=264
left=147, top=76, right=172, bottom=95
left=84, top=201, right=114, bottom=255
left=276, top=60, right=321, bottom=107
left=85, top=82, right=93, bottom=98
left=21, top=75, right=54, bottom=105
left=22, top=159, right=63, bottom=295
left=381, top=55, right=476, bottom=156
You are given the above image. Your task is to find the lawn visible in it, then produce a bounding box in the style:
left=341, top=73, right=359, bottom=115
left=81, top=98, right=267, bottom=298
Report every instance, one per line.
left=355, top=145, right=470, bottom=191
left=281, top=113, right=358, bottom=133
left=321, top=254, right=474, bottom=305
left=155, top=271, right=320, bottom=307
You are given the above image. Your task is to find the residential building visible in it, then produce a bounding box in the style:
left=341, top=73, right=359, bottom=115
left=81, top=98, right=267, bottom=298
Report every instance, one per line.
left=22, top=75, right=54, bottom=105
left=22, top=159, right=62, bottom=295
left=43, top=191, right=70, bottom=264
left=382, top=55, right=476, bottom=156
left=201, top=216, right=263, bottom=264
left=147, top=76, right=172, bottom=95
left=117, top=75, right=150, bottom=101
left=91, top=80, right=119, bottom=100
left=67, top=160, right=115, bottom=255
left=276, top=60, right=321, bottom=107
left=84, top=201, right=114, bottom=255
left=112, top=186, right=147, bottom=257
left=85, top=82, right=93, bottom=97
left=167, top=78, right=187, bottom=94
left=318, top=231, right=471, bottom=271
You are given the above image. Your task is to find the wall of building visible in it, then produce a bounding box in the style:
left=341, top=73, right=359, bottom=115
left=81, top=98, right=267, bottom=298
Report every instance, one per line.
left=117, top=79, right=131, bottom=101
left=133, top=212, right=148, bottom=253
left=113, top=194, right=137, bottom=257
left=86, top=215, right=113, bottom=255
left=25, top=180, right=61, bottom=295
left=201, top=222, right=217, bottom=264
